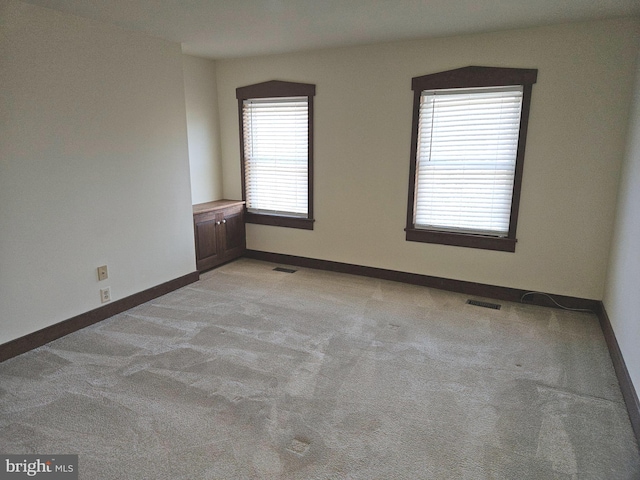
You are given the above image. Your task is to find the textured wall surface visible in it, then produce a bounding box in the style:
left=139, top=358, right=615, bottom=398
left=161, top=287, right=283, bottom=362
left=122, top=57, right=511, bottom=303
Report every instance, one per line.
left=0, top=0, right=195, bottom=344
left=604, top=54, right=640, bottom=405
left=216, top=18, right=639, bottom=300
left=183, top=54, right=223, bottom=204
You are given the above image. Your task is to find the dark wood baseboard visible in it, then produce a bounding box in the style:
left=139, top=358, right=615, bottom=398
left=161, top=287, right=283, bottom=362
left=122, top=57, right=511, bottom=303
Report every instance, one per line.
left=0, top=271, right=199, bottom=363
left=244, top=250, right=599, bottom=311
left=596, top=302, right=640, bottom=445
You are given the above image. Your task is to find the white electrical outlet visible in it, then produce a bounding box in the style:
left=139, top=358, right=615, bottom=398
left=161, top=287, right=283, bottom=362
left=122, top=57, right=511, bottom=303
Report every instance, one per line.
left=100, top=287, right=111, bottom=303
left=97, top=265, right=108, bottom=281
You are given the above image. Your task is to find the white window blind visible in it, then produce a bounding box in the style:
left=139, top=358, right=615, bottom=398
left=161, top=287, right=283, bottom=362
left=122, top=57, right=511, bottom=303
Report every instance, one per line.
left=414, top=86, right=523, bottom=236
left=242, top=96, right=309, bottom=217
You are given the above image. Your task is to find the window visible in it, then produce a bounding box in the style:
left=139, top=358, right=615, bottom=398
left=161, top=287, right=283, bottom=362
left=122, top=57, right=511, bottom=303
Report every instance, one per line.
left=237, top=80, right=315, bottom=230
left=406, top=66, right=537, bottom=252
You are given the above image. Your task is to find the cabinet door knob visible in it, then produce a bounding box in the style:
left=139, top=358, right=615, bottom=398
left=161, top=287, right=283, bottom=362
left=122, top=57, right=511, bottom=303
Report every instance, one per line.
left=216, top=221, right=221, bottom=225
left=222, top=219, right=227, bottom=224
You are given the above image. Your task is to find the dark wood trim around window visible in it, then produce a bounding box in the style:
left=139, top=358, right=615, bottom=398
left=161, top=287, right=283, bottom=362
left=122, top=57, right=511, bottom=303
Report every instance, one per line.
left=244, top=213, right=314, bottom=230
left=405, top=229, right=517, bottom=252
left=406, top=66, right=538, bottom=252
left=411, top=66, right=538, bottom=91
left=236, top=80, right=315, bottom=99
left=237, top=80, right=315, bottom=230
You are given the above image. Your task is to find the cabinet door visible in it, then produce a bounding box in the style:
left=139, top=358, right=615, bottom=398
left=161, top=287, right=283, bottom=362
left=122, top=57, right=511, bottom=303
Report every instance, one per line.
left=221, top=208, right=246, bottom=260
left=194, top=213, right=222, bottom=271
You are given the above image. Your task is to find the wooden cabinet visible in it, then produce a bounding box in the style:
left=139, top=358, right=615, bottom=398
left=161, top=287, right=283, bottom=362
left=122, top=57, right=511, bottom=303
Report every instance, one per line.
left=193, top=200, right=246, bottom=272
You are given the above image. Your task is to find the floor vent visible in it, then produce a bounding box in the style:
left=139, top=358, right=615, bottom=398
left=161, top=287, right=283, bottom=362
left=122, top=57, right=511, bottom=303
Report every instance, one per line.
left=273, top=267, right=297, bottom=273
left=467, top=299, right=501, bottom=310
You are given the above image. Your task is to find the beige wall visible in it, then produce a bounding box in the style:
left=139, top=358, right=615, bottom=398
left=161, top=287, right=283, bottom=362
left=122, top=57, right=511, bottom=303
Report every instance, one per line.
left=0, top=1, right=196, bottom=344
left=216, top=18, right=639, bottom=300
left=604, top=53, right=640, bottom=397
left=183, top=55, right=223, bottom=204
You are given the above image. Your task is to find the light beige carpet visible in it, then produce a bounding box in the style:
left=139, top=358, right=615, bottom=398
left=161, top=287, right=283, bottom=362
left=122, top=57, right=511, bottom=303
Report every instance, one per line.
left=1, top=258, right=639, bottom=479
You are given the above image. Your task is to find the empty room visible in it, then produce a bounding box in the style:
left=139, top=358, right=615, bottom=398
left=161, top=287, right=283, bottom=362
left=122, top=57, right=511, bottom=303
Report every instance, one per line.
left=1, top=0, right=639, bottom=478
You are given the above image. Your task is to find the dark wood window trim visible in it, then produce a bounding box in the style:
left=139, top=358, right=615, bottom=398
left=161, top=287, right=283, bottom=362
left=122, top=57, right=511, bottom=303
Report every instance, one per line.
left=244, top=212, right=314, bottom=230
left=405, top=229, right=518, bottom=252
left=237, top=80, right=316, bottom=230
left=406, top=66, right=537, bottom=252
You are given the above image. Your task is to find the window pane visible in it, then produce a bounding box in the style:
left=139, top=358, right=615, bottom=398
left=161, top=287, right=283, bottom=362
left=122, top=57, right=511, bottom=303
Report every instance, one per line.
left=243, top=97, right=308, bottom=216
left=414, top=86, right=523, bottom=236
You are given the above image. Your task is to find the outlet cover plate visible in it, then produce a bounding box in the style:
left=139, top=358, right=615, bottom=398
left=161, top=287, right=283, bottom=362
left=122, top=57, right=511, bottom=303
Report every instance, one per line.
left=97, top=265, right=108, bottom=281
left=100, top=287, right=111, bottom=303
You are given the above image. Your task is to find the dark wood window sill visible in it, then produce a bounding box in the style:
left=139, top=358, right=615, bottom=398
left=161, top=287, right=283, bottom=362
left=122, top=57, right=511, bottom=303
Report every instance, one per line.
left=245, top=212, right=314, bottom=230
left=405, top=228, right=516, bottom=252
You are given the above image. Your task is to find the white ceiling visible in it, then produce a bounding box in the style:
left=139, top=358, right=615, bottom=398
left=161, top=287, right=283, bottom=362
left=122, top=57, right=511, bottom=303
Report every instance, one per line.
left=21, top=0, right=640, bottom=59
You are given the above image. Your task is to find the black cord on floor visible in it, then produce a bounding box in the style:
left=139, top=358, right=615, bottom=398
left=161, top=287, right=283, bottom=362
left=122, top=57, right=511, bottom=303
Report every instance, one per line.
left=520, top=292, right=593, bottom=312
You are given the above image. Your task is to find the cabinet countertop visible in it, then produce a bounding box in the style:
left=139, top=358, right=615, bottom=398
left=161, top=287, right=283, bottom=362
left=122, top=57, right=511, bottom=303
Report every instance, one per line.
left=193, top=199, right=245, bottom=215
